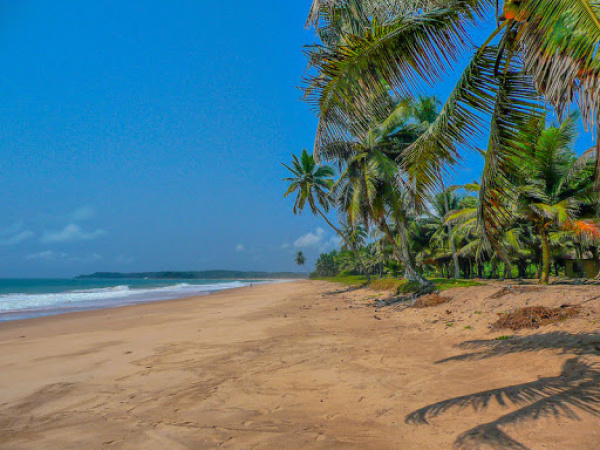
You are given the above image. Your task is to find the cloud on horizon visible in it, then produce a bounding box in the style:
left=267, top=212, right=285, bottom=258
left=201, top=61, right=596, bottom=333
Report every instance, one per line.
left=26, top=250, right=68, bottom=261
left=26, top=250, right=102, bottom=263
left=41, top=223, right=107, bottom=244
left=0, top=222, right=35, bottom=246
left=0, top=230, right=35, bottom=246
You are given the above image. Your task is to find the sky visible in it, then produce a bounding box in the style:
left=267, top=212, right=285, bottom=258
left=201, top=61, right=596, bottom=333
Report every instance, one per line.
left=0, top=2, right=595, bottom=277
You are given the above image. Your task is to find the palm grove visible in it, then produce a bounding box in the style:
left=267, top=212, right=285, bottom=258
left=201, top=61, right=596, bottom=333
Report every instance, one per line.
left=284, top=0, right=600, bottom=287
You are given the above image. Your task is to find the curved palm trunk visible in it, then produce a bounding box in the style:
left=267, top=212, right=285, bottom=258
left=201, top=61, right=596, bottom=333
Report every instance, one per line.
left=398, top=221, right=417, bottom=281
left=317, top=209, right=371, bottom=282
left=540, top=230, right=551, bottom=285
left=377, top=216, right=431, bottom=288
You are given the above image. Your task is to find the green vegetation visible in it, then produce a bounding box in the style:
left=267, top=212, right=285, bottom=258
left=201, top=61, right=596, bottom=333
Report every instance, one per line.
left=312, top=274, right=369, bottom=286
left=433, top=279, right=484, bottom=292
left=295, top=251, right=307, bottom=272
left=495, top=335, right=513, bottom=341
left=283, top=2, right=600, bottom=288
left=312, top=274, right=482, bottom=294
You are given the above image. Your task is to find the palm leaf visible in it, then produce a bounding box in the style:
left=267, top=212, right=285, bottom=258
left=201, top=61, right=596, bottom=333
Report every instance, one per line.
left=519, top=0, right=600, bottom=128
left=304, top=2, right=490, bottom=161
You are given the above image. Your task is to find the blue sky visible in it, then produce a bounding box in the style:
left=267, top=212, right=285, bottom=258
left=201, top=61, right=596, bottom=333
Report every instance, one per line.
left=0, top=2, right=595, bottom=277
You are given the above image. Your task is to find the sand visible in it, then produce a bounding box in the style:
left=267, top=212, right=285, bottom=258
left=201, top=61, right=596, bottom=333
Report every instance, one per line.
left=1, top=280, right=600, bottom=449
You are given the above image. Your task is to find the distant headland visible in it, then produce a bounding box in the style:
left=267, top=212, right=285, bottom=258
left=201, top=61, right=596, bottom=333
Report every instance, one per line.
left=75, top=271, right=308, bottom=280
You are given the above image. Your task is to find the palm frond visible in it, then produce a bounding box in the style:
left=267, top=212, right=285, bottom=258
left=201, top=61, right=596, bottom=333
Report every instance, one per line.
left=304, top=2, right=489, bottom=161
left=402, top=46, right=500, bottom=203
left=519, top=0, right=600, bottom=128
left=478, top=56, right=544, bottom=251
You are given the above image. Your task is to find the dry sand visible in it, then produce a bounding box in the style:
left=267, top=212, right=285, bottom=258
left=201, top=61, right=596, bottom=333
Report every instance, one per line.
left=1, top=280, right=600, bottom=449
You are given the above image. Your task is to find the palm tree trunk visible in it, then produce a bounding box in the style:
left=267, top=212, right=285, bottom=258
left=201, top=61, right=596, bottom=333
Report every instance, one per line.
left=540, top=230, right=551, bottom=285
left=316, top=209, right=370, bottom=282
left=441, top=178, right=460, bottom=279
left=377, top=217, right=431, bottom=288
left=397, top=220, right=417, bottom=280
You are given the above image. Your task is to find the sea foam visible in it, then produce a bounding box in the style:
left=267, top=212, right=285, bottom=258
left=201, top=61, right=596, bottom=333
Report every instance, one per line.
left=0, top=280, right=256, bottom=320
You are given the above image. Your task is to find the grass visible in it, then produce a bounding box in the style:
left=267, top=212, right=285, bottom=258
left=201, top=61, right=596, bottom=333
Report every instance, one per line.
left=369, top=278, right=416, bottom=294
left=495, top=335, right=513, bottom=341
left=430, top=278, right=484, bottom=291
left=313, top=275, right=483, bottom=293
left=311, top=275, right=369, bottom=286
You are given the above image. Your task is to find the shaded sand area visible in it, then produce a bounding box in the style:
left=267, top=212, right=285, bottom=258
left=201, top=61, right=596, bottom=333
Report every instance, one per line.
left=1, top=280, right=600, bottom=449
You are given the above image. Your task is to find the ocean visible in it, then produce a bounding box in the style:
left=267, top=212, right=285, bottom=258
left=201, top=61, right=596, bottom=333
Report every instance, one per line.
left=0, top=278, right=274, bottom=322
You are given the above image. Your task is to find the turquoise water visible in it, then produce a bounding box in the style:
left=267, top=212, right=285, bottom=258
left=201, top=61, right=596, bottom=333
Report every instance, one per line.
left=0, top=278, right=271, bottom=322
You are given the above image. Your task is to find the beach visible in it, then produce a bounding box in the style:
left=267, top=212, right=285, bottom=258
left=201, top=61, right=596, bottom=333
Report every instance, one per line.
left=1, top=280, right=600, bottom=449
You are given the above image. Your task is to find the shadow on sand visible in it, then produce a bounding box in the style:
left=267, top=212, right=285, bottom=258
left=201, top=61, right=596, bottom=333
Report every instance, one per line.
left=323, top=285, right=368, bottom=295
left=405, top=332, right=600, bottom=449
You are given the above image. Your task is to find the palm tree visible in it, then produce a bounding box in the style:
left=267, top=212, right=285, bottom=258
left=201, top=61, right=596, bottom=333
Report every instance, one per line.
left=295, top=251, right=307, bottom=271
left=283, top=149, right=371, bottom=280
left=332, top=127, right=431, bottom=286
left=512, top=113, right=598, bottom=283
left=446, top=114, right=599, bottom=283
left=304, top=0, right=600, bottom=252
left=424, top=186, right=463, bottom=278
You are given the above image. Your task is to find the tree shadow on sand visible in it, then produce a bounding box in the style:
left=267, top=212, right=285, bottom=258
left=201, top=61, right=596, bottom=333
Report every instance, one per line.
left=323, top=285, right=368, bottom=295
left=405, top=332, right=600, bottom=449
left=437, top=331, right=600, bottom=364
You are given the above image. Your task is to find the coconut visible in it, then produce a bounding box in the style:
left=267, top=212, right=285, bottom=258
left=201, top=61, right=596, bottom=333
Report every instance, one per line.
left=504, top=2, right=520, bottom=20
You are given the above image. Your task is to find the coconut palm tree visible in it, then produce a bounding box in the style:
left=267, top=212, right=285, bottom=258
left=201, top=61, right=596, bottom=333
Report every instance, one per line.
left=424, top=187, right=463, bottom=278
left=321, top=93, right=434, bottom=286
left=283, top=149, right=371, bottom=280
left=511, top=113, right=598, bottom=283
left=304, top=0, right=600, bottom=252
left=295, top=251, right=307, bottom=267
left=333, top=141, right=431, bottom=286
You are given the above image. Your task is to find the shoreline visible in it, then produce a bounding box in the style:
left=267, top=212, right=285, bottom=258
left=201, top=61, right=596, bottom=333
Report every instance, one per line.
left=0, top=279, right=291, bottom=325
left=0, top=282, right=273, bottom=329
left=1, top=280, right=599, bottom=448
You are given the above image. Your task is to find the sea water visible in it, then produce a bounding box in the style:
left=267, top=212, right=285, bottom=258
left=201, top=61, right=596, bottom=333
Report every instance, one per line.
left=0, top=278, right=273, bottom=322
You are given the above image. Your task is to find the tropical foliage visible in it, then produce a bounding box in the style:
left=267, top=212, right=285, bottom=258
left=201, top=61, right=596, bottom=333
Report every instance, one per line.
left=283, top=0, right=600, bottom=286
left=285, top=102, right=600, bottom=285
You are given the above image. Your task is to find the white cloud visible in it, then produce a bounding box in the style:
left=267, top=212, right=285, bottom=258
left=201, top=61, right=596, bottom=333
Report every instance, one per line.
left=281, top=243, right=291, bottom=250
left=0, top=222, right=34, bottom=246
left=1, top=222, right=25, bottom=236
left=69, top=206, right=95, bottom=221
left=41, top=223, right=107, bottom=243
left=25, top=251, right=102, bottom=263
left=293, top=228, right=340, bottom=252
left=294, top=227, right=326, bottom=249
left=0, top=230, right=34, bottom=246
left=235, top=244, right=245, bottom=252
left=26, top=250, right=68, bottom=261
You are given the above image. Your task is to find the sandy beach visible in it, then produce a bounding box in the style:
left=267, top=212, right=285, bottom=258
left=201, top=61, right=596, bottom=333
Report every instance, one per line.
left=1, top=280, right=600, bottom=449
